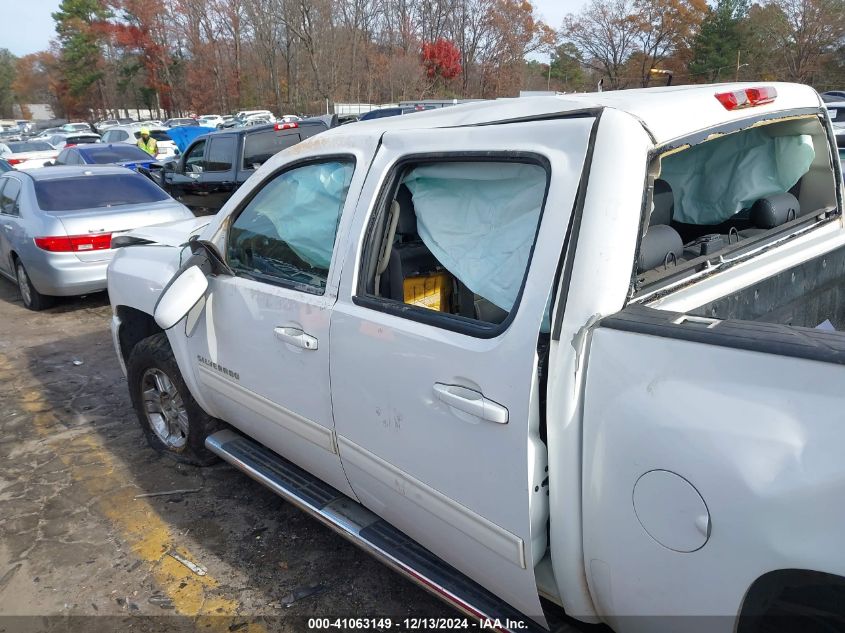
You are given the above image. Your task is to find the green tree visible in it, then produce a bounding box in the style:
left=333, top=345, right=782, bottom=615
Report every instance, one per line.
left=52, top=0, right=112, bottom=116
left=550, top=43, right=588, bottom=90
left=0, top=49, right=17, bottom=118
left=688, top=0, right=748, bottom=82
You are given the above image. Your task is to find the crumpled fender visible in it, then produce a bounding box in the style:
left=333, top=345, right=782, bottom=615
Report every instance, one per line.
left=108, top=216, right=210, bottom=315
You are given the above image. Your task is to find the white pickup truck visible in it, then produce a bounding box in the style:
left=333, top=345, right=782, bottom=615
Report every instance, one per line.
left=108, top=83, right=845, bottom=632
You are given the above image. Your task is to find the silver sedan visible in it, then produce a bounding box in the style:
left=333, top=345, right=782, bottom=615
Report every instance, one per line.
left=0, top=165, right=194, bottom=310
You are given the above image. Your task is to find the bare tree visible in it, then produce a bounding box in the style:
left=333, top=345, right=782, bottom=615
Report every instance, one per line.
left=562, top=0, right=640, bottom=89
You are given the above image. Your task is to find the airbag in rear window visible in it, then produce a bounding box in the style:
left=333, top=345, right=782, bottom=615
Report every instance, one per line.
left=661, top=128, right=815, bottom=225
left=34, top=174, right=169, bottom=211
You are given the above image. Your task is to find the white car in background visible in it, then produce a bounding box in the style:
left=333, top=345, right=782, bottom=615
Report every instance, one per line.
left=234, top=109, right=273, bottom=120
left=0, top=140, right=58, bottom=169
left=198, top=114, right=224, bottom=127
left=100, top=124, right=178, bottom=161
left=61, top=122, right=95, bottom=133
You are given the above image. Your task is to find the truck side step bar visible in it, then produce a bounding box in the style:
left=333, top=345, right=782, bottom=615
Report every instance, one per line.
left=206, top=429, right=544, bottom=632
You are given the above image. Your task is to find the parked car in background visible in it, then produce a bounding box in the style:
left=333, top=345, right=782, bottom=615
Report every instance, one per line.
left=163, top=117, right=198, bottom=127
left=61, top=122, right=95, bottom=133
left=97, top=119, right=121, bottom=130
left=144, top=119, right=328, bottom=214
left=48, top=132, right=102, bottom=150
left=35, top=127, right=65, bottom=140
left=198, top=114, right=224, bottom=127
left=241, top=116, right=274, bottom=128
left=0, top=129, right=23, bottom=143
left=100, top=124, right=178, bottom=161
left=0, top=140, right=59, bottom=169
left=358, top=106, right=418, bottom=120
left=0, top=159, right=11, bottom=173
left=826, top=100, right=845, bottom=131
left=234, top=109, right=273, bottom=120
left=0, top=166, right=194, bottom=310
left=51, top=144, right=157, bottom=171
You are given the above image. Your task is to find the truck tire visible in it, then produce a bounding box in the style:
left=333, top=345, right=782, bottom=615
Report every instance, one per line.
left=16, top=260, right=55, bottom=311
left=127, top=332, right=221, bottom=466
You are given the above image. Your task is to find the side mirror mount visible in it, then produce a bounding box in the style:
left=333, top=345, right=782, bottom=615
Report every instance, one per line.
left=153, top=239, right=232, bottom=329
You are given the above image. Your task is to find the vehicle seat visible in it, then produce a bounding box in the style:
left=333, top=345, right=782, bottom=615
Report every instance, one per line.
left=638, top=179, right=683, bottom=273
left=738, top=192, right=800, bottom=238
left=384, top=185, right=444, bottom=302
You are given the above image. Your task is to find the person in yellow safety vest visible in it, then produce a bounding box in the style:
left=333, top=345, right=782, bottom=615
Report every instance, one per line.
left=137, top=128, right=158, bottom=156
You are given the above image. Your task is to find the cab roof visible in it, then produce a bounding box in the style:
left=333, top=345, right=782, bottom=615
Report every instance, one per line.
left=331, top=82, right=823, bottom=146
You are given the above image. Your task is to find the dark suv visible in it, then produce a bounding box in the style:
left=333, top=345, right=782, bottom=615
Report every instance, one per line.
left=147, top=120, right=329, bottom=214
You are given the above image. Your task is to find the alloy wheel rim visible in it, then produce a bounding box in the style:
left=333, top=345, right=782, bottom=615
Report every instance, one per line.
left=17, top=264, right=32, bottom=307
left=141, top=368, right=188, bottom=449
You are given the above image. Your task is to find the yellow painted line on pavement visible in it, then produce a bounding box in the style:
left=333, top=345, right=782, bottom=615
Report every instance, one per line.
left=0, top=353, right=265, bottom=631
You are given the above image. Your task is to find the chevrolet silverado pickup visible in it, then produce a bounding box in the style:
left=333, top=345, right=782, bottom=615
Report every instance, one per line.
left=108, top=83, right=845, bottom=633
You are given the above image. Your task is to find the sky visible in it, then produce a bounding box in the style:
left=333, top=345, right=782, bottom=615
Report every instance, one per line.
left=3, top=0, right=585, bottom=57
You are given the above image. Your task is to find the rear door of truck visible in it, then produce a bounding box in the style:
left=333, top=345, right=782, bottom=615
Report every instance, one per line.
left=330, top=115, right=598, bottom=622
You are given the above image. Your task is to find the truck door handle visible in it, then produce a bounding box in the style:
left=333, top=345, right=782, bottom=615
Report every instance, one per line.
left=273, top=326, right=318, bottom=350
left=432, top=383, right=508, bottom=424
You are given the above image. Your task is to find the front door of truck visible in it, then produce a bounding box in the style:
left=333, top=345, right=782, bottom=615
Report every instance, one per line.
left=181, top=136, right=380, bottom=497
left=330, top=117, right=597, bottom=622
left=164, top=139, right=207, bottom=211
left=195, top=134, right=238, bottom=213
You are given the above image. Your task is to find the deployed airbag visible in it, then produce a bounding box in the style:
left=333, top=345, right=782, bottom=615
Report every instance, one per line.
left=661, top=129, right=815, bottom=225
left=403, top=162, right=547, bottom=313
left=248, top=161, right=354, bottom=269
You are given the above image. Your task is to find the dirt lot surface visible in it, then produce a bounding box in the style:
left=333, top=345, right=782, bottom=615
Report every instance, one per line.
left=0, top=281, right=585, bottom=633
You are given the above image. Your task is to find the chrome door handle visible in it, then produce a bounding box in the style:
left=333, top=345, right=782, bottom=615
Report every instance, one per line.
left=2, top=225, right=11, bottom=231
left=433, top=383, right=508, bottom=424
left=273, top=326, right=318, bottom=350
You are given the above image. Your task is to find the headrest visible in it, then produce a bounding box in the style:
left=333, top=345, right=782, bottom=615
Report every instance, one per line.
left=395, top=184, right=417, bottom=235
left=750, top=192, right=800, bottom=229
left=638, top=225, right=683, bottom=273
left=650, top=179, right=674, bottom=227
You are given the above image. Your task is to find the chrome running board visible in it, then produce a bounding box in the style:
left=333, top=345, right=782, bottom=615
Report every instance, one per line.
left=206, top=429, right=544, bottom=632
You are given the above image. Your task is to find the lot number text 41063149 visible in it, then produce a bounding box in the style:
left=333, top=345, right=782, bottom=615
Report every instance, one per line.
left=307, top=617, right=529, bottom=630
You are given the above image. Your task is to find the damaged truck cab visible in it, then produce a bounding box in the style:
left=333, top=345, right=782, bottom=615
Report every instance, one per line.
left=108, top=82, right=845, bottom=632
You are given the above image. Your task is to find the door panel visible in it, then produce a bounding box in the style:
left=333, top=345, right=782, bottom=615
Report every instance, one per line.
left=166, top=140, right=207, bottom=209
left=188, top=278, right=350, bottom=493
left=199, top=135, right=238, bottom=211
left=179, top=136, right=380, bottom=498
left=330, top=118, right=596, bottom=622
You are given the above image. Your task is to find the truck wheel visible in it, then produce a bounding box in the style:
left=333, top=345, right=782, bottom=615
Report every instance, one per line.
left=127, top=332, right=220, bottom=466
left=16, top=260, right=54, bottom=311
